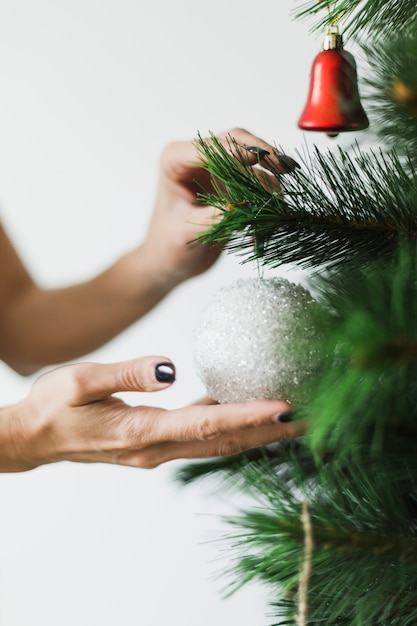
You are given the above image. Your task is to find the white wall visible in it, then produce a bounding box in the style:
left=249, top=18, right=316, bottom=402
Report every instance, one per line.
left=0, top=2, right=361, bottom=625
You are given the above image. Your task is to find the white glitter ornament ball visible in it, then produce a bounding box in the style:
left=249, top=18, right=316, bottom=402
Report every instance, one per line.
left=193, top=277, right=319, bottom=404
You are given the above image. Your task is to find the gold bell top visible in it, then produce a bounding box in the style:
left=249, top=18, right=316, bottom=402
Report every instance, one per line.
left=323, top=25, right=343, bottom=51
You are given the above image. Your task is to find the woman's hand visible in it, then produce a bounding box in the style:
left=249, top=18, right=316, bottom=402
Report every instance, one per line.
left=0, top=129, right=285, bottom=375
left=1, top=357, right=304, bottom=472
left=142, top=127, right=282, bottom=288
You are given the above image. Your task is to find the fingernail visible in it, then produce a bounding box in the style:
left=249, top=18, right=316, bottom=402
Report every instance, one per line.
left=244, top=145, right=270, bottom=160
left=274, top=410, right=294, bottom=423
left=155, top=362, right=176, bottom=383
left=275, top=152, right=300, bottom=173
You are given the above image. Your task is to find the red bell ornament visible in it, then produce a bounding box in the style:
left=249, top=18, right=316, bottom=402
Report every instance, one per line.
left=298, top=26, right=369, bottom=137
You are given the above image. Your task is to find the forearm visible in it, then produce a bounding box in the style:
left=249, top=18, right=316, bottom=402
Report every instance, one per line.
left=0, top=245, right=178, bottom=374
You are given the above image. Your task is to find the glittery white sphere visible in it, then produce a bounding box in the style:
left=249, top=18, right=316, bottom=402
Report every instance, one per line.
left=193, top=277, right=318, bottom=404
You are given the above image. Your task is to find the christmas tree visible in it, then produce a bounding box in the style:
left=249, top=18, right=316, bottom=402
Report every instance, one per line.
left=178, top=1, right=417, bottom=625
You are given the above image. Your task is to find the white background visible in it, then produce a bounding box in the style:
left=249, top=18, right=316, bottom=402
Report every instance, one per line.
left=0, top=2, right=364, bottom=625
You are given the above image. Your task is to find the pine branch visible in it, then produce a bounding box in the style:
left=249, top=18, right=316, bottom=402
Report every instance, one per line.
left=175, top=449, right=268, bottom=485
left=292, top=0, right=417, bottom=41
left=194, top=134, right=417, bottom=273
left=363, top=26, right=417, bottom=166
left=217, top=454, right=417, bottom=625
left=175, top=439, right=306, bottom=486
left=304, top=247, right=417, bottom=457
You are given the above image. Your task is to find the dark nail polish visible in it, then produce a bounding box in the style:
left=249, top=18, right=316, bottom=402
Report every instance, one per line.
left=155, top=362, right=176, bottom=383
left=277, top=410, right=294, bottom=423
left=244, top=145, right=270, bottom=159
left=275, top=152, right=300, bottom=173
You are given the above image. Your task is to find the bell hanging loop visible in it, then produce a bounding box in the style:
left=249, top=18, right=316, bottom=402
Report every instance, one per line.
left=297, top=25, right=369, bottom=137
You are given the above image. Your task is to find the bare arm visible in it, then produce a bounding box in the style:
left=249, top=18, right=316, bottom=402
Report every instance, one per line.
left=0, top=128, right=281, bottom=375
left=0, top=233, right=176, bottom=374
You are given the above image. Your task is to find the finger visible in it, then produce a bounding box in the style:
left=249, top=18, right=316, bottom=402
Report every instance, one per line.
left=53, top=357, right=177, bottom=405
left=160, top=130, right=262, bottom=176
left=216, top=127, right=275, bottom=162
left=123, top=420, right=308, bottom=469
left=215, top=128, right=283, bottom=172
left=216, top=128, right=300, bottom=176
left=173, top=127, right=275, bottom=172
left=191, top=396, right=219, bottom=406
left=161, top=129, right=293, bottom=179
left=183, top=203, right=223, bottom=233
left=251, top=165, right=282, bottom=193
left=160, top=139, right=201, bottom=172
left=149, top=399, right=293, bottom=443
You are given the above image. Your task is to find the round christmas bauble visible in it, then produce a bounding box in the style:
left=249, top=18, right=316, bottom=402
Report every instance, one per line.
left=193, top=277, right=319, bottom=404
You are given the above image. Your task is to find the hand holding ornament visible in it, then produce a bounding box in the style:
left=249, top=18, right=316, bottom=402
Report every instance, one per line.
left=0, top=356, right=303, bottom=472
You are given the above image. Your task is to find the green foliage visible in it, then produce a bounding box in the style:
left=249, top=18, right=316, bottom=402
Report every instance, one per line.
left=176, top=439, right=312, bottom=486
left=306, top=248, right=417, bottom=457
left=178, top=2, right=417, bottom=624
left=293, top=0, right=417, bottom=41
left=194, top=134, right=417, bottom=273
left=363, top=26, right=417, bottom=167
left=216, top=452, right=417, bottom=625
